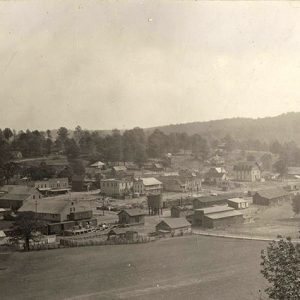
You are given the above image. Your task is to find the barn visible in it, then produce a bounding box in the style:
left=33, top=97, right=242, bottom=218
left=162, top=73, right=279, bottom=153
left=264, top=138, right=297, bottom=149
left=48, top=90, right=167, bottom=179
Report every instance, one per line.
left=118, top=209, right=146, bottom=225
left=202, top=210, right=244, bottom=229
left=252, top=188, right=291, bottom=206
left=156, top=218, right=191, bottom=237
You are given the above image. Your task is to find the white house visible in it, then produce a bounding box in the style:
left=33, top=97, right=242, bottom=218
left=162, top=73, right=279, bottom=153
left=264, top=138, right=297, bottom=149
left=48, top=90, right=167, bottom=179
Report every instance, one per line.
left=133, top=177, right=162, bottom=195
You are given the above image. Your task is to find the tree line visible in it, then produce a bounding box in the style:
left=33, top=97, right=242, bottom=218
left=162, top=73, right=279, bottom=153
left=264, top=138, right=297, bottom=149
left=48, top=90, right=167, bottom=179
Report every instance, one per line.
left=1, top=126, right=300, bottom=170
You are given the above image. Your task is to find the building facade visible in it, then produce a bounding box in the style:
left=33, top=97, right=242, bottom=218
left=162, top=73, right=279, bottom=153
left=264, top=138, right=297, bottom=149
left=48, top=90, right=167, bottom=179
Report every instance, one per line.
left=100, top=179, right=133, bottom=197
left=233, top=163, right=261, bottom=182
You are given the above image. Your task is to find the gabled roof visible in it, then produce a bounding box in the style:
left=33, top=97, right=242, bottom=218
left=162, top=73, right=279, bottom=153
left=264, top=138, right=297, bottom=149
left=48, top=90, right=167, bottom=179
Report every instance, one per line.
left=255, top=188, right=290, bottom=200
left=193, top=193, right=243, bottom=204
left=118, top=209, right=146, bottom=217
left=233, top=162, right=260, bottom=171
left=90, top=161, right=105, bottom=168
left=287, top=167, right=300, bottom=175
left=0, top=193, right=31, bottom=201
left=195, top=205, right=234, bottom=215
left=205, top=210, right=243, bottom=220
left=113, top=166, right=127, bottom=172
left=0, top=231, right=6, bottom=238
left=19, top=197, right=71, bottom=214
left=157, top=218, right=191, bottom=229
left=137, top=177, right=162, bottom=186
left=0, top=185, right=38, bottom=195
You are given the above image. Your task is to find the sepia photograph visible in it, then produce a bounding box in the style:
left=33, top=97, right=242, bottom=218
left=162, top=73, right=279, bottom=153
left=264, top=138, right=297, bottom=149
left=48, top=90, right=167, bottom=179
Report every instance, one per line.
left=0, top=1, right=300, bottom=299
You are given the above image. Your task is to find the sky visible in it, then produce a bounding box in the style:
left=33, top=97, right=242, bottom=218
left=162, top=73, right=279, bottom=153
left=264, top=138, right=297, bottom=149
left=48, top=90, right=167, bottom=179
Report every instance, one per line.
left=1, top=1, right=300, bottom=131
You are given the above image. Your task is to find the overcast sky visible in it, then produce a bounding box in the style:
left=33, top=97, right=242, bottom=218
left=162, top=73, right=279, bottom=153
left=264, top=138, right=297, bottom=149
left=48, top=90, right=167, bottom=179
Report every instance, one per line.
left=1, top=1, right=300, bottom=131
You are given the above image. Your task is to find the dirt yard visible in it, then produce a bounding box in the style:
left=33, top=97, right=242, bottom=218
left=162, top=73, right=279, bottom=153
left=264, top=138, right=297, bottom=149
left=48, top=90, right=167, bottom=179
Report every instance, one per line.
left=0, top=235, right=268, bottom=300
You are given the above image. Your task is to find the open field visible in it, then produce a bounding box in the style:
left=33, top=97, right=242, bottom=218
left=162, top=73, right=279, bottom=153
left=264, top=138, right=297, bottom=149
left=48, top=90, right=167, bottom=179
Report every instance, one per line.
left=0, top=235, right=268, bottom=300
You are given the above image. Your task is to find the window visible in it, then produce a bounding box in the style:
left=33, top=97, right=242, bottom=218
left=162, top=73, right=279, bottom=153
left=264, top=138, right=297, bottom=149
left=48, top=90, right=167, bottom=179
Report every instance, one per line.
left=33, top=195, right=35, bottom=199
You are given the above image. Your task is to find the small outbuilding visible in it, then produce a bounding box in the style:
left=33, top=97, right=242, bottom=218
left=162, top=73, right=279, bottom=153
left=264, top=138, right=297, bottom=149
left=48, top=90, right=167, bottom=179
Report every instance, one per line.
left=156, top=218, right=191, bottom=237
left=227, top=198, right=249, bottom=210
left=107, top=228, right=139, bottom=241
left=118, top=209, right=146, bottom=225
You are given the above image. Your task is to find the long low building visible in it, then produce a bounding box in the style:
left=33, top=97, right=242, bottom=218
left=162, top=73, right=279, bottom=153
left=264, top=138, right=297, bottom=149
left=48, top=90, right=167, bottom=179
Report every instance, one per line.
left=193, top=192, right=244, bottom=209
left=252, top=188, right=291, bottom=206
left=193, top=205, right=235, bottom=226
left=202, top=210, right=244, bottom=229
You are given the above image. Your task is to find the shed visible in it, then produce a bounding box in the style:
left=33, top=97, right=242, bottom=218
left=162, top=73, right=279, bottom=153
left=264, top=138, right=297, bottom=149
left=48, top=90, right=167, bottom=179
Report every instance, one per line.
left=227, top=198, right=249, bottom=210
left=107, top=228, right=138, bottom=241
left=118, top=209, right=146, bottom=225
left=156, top=218, right=191, bottom=236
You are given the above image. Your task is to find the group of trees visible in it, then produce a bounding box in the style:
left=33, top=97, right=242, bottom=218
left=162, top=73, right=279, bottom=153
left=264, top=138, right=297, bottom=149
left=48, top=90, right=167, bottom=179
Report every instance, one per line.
left=2, top=125, right=300, bottom=176
left=261, top=236, right=300, bottom=299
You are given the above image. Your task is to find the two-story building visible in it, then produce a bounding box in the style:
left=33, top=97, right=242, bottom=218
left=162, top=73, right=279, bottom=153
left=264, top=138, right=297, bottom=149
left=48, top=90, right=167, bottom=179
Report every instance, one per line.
left=233, top=162, right=261, bottom=182
left=29, top=178, right=69, bottom=195
left=100, top=179, right=133, bottom=197
left=133, top=177, right=162, bottom=195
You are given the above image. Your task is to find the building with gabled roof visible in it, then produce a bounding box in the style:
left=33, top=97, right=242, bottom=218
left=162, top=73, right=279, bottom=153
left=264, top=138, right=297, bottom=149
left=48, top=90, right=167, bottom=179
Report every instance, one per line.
left=0, top=185, right=42, bottom=210
left=193, top=192, right=244, bottom=209
left=156, top=218, right=191, bottom=236
left=18, top=197, right=92, bottom=223
left=253, top=188, right=291, bottom=206
left=233, top=162, right=261, bottom=182
left=118, top=209, right=146, bottom=225
left=193, top=205, right=235, bottom=226
left=202, top=210, right=244, bottom=228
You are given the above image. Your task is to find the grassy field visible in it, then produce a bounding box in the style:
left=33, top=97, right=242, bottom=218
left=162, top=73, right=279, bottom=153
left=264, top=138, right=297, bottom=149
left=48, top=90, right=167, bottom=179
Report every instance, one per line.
left=1, top=235, right=268, bottom=300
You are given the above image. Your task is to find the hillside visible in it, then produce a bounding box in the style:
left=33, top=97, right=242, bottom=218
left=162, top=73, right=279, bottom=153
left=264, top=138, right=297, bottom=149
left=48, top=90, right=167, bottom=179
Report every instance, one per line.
left=146, top=112, right=300, bottom=143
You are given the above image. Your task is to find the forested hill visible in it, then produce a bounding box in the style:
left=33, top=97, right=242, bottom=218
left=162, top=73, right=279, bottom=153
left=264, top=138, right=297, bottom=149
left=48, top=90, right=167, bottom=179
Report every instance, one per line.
left=146, top=112, right=300, bottom=143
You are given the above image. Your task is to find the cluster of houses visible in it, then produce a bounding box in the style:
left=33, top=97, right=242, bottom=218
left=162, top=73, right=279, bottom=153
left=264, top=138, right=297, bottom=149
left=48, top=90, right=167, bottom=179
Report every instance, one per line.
left=0, top=148, right=298, bottom=247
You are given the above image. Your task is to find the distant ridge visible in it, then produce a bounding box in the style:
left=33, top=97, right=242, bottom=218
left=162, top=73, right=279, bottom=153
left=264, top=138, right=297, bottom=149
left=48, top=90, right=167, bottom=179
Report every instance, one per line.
left=145, top=112, right=300, bottom=143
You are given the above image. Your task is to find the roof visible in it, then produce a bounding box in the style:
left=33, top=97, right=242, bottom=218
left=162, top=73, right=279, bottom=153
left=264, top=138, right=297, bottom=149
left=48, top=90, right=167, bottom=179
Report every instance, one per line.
left=204, top=210, right=243, bottom=220
left=196, top=205, right=234, bottom=215
left=113, top=166, right=127, bottom=172
left=137, top=177, right=162, bottom=186
left=227, top=198, right=248, bottom=204
left=233, top=162, right=260, bottom=171
left=90, top=161, right=105, bottom=168
left=18, top=197, right=91, bottom=214
left=0, top=193, right=31, bottom=201
left=255, top=188, right=290, bottom=200
left=118, top=209, right=146, bottom=217
left=0, top=231, right=6, bottom=238
left=287, top=167, right=300, bottom=175
left=194, top=193, right=243, bottom=204
left=0, top=185, right=38, bottom=195
left=157, top=218, right=191, bottom=229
